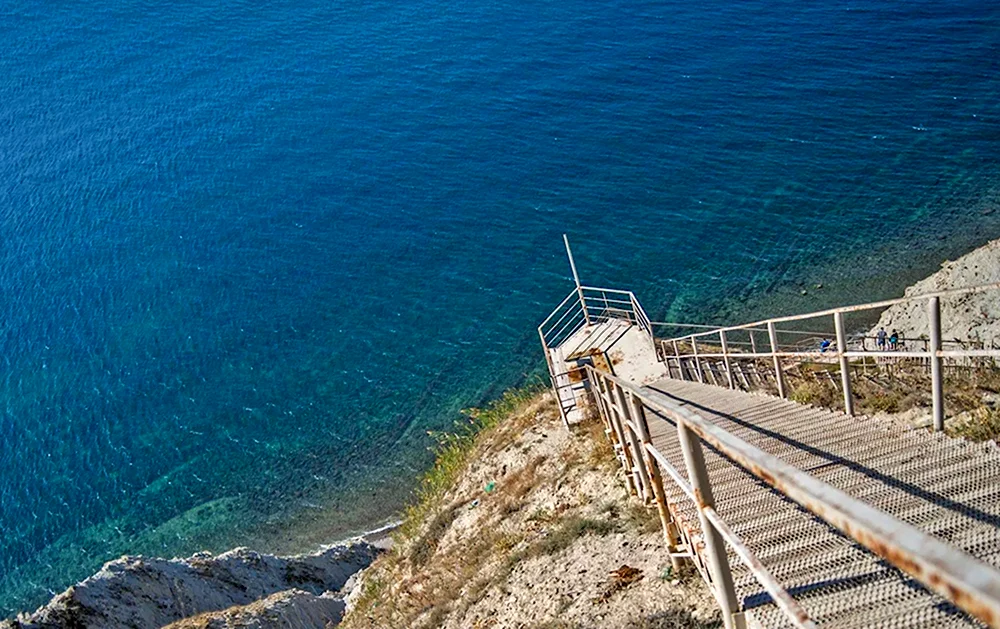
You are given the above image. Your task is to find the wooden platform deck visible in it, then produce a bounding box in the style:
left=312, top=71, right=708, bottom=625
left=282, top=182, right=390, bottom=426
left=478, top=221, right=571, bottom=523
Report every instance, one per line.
left=640, top=378, right=1000, bottom=628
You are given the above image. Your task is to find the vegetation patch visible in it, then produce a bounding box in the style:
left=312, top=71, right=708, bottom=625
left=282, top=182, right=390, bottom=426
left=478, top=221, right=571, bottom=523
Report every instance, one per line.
left=950, top=407, right=1000, bottom=443
left=625, top=610, right=723, bottom=629
left=530, top=516, right=619, bottom=558
left=396, top=385, right=544, bottom=544
left=790, top=381, right=836, bottom=408
left=408, top=504, right=459, bottom=567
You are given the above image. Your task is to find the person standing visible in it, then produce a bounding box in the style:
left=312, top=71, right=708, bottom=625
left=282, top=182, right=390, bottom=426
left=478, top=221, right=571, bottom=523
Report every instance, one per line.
left=889, top=330, right=899, bottom=350
left=876, top=327, right=888, bottom=350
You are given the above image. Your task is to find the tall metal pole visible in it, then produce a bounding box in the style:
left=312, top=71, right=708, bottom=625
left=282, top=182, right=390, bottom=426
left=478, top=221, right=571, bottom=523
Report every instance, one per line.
left=929, top=296, right=944, bottom=432
left=563, top=234, right=591, bottom=325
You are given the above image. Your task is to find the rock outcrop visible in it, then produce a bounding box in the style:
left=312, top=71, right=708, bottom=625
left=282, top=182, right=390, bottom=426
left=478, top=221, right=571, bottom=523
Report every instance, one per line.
left=870, top=237, right=1000, bottom=344
left=3, top=543, right=380, bottom=629
left=164, top=590, right=346, bottom=629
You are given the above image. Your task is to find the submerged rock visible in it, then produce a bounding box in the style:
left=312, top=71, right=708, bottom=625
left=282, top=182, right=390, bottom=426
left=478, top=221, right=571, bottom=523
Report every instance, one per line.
left=3, top=543, right=380, bottom=629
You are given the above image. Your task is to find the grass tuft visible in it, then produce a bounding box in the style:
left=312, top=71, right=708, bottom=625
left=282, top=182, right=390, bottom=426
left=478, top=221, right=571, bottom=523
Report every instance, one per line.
left=790, top=381, right=835, bottom=407
left=950, top=407, right=1000, bottom=443
left=531, top=516, right=619, bottom=557
left=396, top=385, right=545, bottom=544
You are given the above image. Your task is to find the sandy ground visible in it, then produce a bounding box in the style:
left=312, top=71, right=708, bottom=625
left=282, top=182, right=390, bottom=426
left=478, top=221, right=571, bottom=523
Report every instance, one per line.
left=341, top=394, right=719, bottom=629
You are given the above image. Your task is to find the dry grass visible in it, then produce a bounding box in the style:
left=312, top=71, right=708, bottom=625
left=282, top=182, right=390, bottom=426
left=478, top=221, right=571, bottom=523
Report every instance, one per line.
left=950, top=407, right=1000, bottom=442
left=527, top=515, right=619, bottom=558
left=789, top=381, right=837, bottom=408
left=342, top=386, right=548, bottom=629
left=624, top=610, right=723, bottom=629
left=343, top=388, right=718, bottom=629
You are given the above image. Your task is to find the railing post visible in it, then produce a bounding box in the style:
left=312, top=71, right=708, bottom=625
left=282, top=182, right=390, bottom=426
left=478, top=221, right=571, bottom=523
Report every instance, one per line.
left=749, top=330, right=758, bottom=355
left=719, top=330, right=735, bottom=390
left=834, top=311, right=854, bottom=416
left=929, top=296, right=945, bottom=432
left=661, top=341, right=673, bottom=377
left=691, top=336, right=705, bottom=384
left=629, top=392, right=683, bottom=570
left=615, top=385, right=653, bottom=503
left=767, top=321, right=786, bottom=398
left=600, top=376, right=637, bottom=495
left=677, top=422, right=745, bottom=629
left=588, top=369, right=614, bottom=437
left=673, top=340, right=686, bottom=381
left=539, top=327, right=571, bottom=429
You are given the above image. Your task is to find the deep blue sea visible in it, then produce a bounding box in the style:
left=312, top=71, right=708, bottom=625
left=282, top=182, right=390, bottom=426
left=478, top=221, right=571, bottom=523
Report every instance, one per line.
left=2, top=0, right=1000, bottom=613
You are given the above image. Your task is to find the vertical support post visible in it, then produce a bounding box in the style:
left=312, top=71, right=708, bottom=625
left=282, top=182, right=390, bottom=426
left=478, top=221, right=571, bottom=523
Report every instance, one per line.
left=563, top=234, right=590, bottom=326
left=719, top=330, right=735, bottom=390
left=767, top=321, right=786, bottom=398
left=629, top=392, right=683, bottom=570
left=929, top=296, right=945, bottom=432
left=600, top=376, right=637, bottom=495
left=615, top=384, right=652, bottom=503
left=673, top=340, right=686, bottom=381
left=661, top=342, right=673, bottom=378
left=539, top=327, right=570, bottom=430
left=588, top=368, right=613, bottom=436
left=834, top=311, right=854, bottom=417
left=677, top=422, right=744, bottom=629
left=691, top=336, right=705, bottom=384
left=749, top=330, right=758, bottom=355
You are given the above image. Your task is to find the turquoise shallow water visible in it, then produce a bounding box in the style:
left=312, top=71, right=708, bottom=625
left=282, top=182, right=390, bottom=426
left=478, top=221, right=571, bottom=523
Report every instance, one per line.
left=2, top=0, right=1000, bottom=613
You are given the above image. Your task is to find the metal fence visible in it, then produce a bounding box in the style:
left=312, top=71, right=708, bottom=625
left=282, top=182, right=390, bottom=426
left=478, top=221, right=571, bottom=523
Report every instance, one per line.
left=657, top=282, right=1000, bottom=431
left=583, top=365, right=1000, bottom=629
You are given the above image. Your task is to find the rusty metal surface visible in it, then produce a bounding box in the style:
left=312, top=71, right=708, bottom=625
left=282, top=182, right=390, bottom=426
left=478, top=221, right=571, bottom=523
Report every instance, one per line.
left=641, top=377, right=1000, bottom=628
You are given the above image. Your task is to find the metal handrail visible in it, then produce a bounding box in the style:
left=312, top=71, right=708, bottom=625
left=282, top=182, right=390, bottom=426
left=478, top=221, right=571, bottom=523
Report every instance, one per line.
left=660, top=282, right=1000, bottom=429
left=587, top=365, right=1000, bottom=629
left=664, top=281, right=1000, bottom=343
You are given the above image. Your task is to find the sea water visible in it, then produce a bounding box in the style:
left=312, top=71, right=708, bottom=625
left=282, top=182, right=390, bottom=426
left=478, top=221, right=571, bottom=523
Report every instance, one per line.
left=2, top=0, right=1000, bottom=613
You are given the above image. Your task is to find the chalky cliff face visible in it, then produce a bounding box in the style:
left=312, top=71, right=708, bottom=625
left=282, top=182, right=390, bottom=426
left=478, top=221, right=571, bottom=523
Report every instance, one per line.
left=871, top=238, right=1000, bottom=343
left=3, top=544, right=381, bottom=629
left=340, top=395, right=719, bottom=629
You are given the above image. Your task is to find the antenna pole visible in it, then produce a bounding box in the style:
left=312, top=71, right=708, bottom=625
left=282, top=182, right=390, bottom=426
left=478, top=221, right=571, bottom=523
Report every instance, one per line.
left=564, top=234, right=591, bottom=325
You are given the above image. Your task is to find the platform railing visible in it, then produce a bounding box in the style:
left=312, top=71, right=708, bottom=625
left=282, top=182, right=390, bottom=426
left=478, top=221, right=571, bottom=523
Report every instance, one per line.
left=584, top=365, right=1000, bottom=629
left=538, top=285, right=660, bottom=428
left=658, top=281, right=1000, bottom=430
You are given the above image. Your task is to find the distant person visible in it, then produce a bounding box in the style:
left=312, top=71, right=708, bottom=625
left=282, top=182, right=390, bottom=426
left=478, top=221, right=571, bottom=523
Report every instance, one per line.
left=820, top=338, right=832, bottom=353
left=890, top=330, right=899, bottom=350
left=876, top=328, right=888, bottom=350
